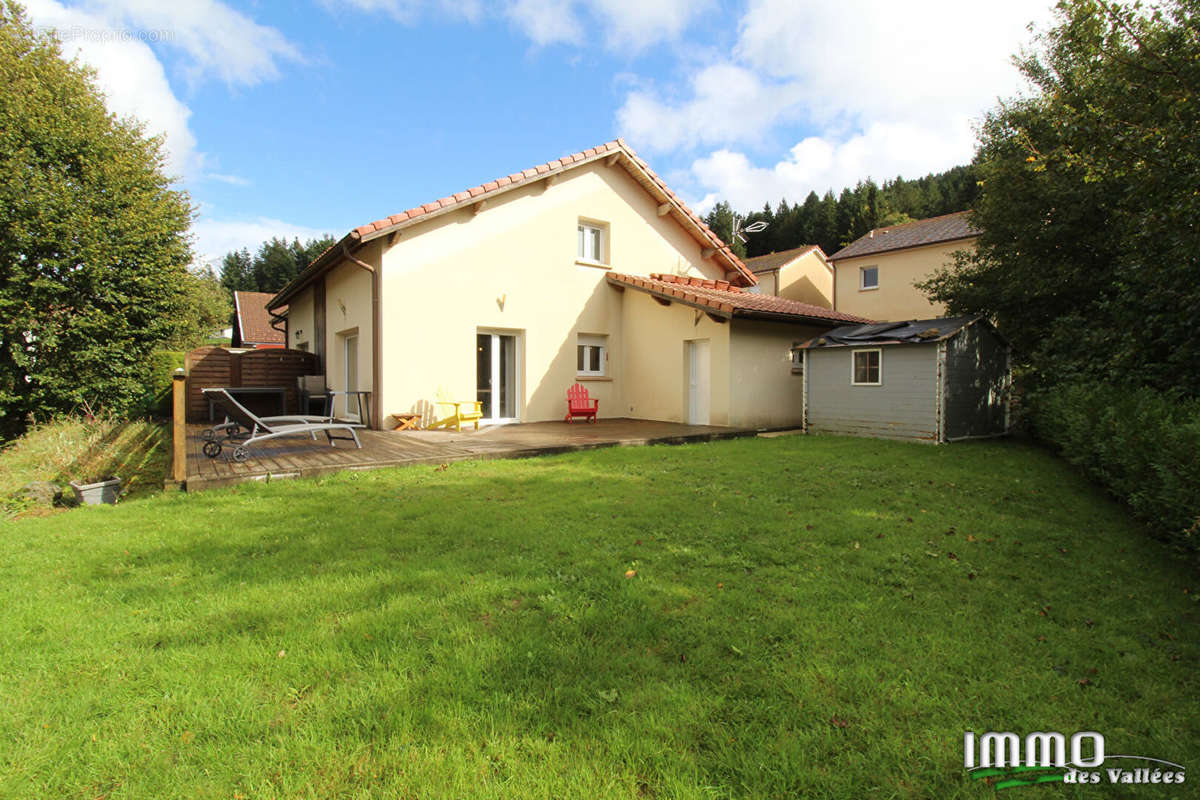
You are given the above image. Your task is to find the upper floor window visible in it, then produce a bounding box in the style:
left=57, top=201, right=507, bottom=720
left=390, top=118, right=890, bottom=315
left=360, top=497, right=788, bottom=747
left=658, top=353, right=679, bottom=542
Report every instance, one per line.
left=577, top=221, right=607, bottom=264
left=860, top=266, right=879, bottom=290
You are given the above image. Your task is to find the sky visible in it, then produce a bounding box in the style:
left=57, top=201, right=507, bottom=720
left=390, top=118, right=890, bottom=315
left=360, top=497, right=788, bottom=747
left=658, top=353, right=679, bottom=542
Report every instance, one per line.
left=21, top=0, right=1056, bottom=270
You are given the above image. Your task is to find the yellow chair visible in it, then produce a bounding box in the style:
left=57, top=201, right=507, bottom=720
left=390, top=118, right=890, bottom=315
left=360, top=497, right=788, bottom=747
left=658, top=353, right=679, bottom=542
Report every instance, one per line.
left=430, top=399, right=483, bottom=431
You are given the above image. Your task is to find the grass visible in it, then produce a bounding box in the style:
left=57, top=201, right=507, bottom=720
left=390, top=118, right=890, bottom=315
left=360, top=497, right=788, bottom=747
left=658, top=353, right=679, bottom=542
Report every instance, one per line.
left=0, top=435, right=1195, bottom=798
left=0, top=416, right=168, bottom=517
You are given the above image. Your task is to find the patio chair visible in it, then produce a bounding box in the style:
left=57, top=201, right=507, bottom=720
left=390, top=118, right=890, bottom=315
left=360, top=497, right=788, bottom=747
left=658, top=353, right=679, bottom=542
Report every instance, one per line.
left=429, top=399, right=483, bottom=432
left=298, top=375, right=329, bottom=416
left=564, top=383, right=599, bottom=423
left=200, top=388, right=362, bottom=462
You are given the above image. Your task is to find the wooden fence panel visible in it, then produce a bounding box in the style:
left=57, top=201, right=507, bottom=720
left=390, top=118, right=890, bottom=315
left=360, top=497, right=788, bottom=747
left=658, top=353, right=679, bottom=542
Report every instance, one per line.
left=183, top=347, right=320, bottom=422
left=185, top=347, right=234, bottom=422
left=239, top=349, right=319, bottom=415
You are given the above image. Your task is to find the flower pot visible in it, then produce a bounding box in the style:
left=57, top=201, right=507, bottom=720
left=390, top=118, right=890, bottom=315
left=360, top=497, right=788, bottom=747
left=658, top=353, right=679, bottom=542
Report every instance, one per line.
left=68, top=476, right=121, bottom=506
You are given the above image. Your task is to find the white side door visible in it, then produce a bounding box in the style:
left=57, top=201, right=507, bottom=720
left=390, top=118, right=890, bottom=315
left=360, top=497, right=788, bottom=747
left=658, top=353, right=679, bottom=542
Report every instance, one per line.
left=687, top=339, right=710, bottom=425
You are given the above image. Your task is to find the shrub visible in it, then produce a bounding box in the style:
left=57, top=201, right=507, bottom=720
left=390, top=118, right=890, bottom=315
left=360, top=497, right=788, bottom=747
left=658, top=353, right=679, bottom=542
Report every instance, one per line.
left=139, top=350, right=185, bottom=418
left=1030, top=382, right=1200, bottom=553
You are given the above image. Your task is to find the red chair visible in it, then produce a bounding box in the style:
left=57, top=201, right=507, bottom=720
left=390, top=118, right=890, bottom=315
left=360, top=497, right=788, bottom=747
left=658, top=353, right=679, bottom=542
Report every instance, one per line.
left=565, top=383, right=599, bottom=423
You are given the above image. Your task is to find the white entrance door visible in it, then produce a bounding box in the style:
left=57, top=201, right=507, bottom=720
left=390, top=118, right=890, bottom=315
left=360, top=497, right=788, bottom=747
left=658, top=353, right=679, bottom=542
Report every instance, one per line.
left=343, top=334, right=359, bottom=421
left=687, top=339, right=710, bottom=425
left=476, top=332, right=519, bottom=423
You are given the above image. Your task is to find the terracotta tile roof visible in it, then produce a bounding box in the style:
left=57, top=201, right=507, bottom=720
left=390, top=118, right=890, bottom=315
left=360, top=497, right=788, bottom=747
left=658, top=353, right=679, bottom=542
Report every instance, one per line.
left=743, top=245, right=826, bottom=273
left=270, top=139, right=753, bottom=309
left=233, top=291, right=286, bottom=346
left=829, top=211, right=979, bottom=260
left=606, top=272, right=872, bottom=325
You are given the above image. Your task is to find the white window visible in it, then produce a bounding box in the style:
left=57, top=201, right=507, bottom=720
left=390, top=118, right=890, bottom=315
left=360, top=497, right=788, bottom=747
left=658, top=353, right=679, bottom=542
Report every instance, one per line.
left=860, top=265, right=879, bottom=290
left=577, top=221, right=607, bottom=264
left=577, top=333, right=607, bottom=376
left=851, top=348, right=882, bottom=385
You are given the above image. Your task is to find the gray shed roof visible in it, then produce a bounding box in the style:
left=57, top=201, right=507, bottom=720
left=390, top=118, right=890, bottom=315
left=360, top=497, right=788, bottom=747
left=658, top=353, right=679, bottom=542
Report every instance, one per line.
left=800, top=316, right=983, bottom=349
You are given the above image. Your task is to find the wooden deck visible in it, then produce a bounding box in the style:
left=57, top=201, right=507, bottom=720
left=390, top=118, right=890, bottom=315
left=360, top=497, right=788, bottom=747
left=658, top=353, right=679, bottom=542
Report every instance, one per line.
left=183, top=419, right=758, bottom=491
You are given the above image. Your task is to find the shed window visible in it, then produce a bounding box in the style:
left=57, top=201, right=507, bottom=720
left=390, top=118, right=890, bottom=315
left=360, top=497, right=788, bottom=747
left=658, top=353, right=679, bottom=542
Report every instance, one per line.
left=851, top=348, right=881, bottom=385
left=577, top=333, right=607, bottom=376
left=860, top=266, right=879, bottom=290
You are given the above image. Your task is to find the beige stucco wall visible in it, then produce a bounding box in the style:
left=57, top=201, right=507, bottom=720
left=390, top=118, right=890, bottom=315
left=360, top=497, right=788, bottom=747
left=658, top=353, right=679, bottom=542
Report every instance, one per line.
left=368, top=161, right=726, bottom=426
left=754, top=272, right=778, bottom=295
left=833, top=238, right=975, bottom=321
left=618, top=289, right=731, bottom=425
left=285, top=290, right=314, bottom=353
left=322, top=242, right=378, bottom=403
left=776, top=250, right=834, bottom=308
left=728, top=319, right=825, bottom=428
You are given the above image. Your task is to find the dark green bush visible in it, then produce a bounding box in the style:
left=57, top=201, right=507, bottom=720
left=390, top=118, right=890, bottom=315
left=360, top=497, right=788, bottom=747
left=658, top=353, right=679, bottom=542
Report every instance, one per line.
left=139, top=350, right=185, bottom=418
left=1030, top=382, right=1199, bottom=553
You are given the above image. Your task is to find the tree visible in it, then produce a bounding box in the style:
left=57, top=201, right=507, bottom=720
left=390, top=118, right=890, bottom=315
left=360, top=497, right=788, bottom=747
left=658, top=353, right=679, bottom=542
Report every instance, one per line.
left=219, top=248, right=255, bottom=295
left=0, top=2, right=198, bottom=435
left=918, top=0, right=1200, bottom=395
left=166, top=269, right=231, bottom=350
left=703, top=201, right=738, bottom=256
left=218, top=235, right=335, bottom=298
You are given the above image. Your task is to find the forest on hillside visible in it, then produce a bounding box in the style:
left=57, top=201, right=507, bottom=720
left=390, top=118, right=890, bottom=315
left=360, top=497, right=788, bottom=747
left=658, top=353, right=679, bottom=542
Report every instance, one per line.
left=702, top=165, right=979, bottom=259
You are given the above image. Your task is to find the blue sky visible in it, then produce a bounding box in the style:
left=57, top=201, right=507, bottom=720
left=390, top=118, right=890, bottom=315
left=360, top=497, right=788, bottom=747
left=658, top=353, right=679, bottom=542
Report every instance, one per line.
left=24, top=0, right=1055, bottom=269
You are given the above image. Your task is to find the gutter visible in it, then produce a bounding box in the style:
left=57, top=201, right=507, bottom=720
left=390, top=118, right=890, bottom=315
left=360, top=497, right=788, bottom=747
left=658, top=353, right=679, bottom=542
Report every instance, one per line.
left=732, top=309, right=862, bottom=327
left=339, top=242, right=383, bottom=431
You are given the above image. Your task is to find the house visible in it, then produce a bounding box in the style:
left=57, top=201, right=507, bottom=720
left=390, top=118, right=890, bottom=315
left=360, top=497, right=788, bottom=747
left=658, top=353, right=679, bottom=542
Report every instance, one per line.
left=267, top=140, right=868, bottom=431
left=232, top=291, right=286, bottom=349
left=743, top=245, right=833, bottom=307
left=799, top=317, right=1010, bottom=443
left=829, top=212, right=979, bottom=322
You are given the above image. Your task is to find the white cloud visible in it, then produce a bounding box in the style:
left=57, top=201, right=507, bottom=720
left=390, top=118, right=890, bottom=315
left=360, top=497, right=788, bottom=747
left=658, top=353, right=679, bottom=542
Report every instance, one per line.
left=626, top=0, right=1056, bottom=212
left=329, top=0, right=710, bottom=51
left=586, top=0, right=714, bottom=51
left=734, top=0, right=1049, bottom=126
left=23, top=0, right=299, bottom=178
left=204, top=173, right=252, bottom=186
left=85, top=0, right=303, bottom=87
left=324, top=0, right=483, bottom=24
left=691, top=118, right=976, bottom=211
left=617, top=63, right=803, bottom=152
left=191, top=215, right=335, bottom=271
left=505, top=0, right=583, bottom=46
left=26, top=0, right=198, bottom=176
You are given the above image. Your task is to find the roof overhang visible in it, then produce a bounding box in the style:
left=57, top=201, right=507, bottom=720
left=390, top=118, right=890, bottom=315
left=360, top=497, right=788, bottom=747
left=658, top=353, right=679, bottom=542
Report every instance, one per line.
left=607, top=272, right=867, bottom=328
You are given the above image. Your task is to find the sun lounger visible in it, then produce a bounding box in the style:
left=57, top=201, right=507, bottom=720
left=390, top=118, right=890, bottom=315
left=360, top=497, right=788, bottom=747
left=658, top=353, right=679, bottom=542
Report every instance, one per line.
left=200, top=388, right=362, bottom=462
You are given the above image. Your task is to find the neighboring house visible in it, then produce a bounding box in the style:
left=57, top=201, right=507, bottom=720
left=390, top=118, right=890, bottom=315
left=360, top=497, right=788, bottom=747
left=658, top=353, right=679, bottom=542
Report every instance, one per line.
left=800, top=317, right=1010, bottom=443
left=268, top=140, right=868, bottom=431
left=829, top=212, right=979, bottom=322
left=743, top=245, right=834, bottom=307
left=232, top=291, right=286, bottom=349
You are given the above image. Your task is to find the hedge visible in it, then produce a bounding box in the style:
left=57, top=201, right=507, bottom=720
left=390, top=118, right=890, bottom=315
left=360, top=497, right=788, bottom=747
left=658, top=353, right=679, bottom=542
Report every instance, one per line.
left=1030, top=382, right=1199, bottom=553
left=139, top=350, right=185, bottom=418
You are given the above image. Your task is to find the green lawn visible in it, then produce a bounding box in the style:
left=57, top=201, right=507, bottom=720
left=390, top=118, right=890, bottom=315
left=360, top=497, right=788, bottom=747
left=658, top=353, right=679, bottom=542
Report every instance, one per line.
left=0, top=436, right=1195, bottom=798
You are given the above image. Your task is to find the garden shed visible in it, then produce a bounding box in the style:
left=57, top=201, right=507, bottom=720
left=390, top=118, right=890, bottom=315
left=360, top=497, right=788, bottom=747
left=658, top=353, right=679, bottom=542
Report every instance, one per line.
left=799, top=316, right=1010, bottom=442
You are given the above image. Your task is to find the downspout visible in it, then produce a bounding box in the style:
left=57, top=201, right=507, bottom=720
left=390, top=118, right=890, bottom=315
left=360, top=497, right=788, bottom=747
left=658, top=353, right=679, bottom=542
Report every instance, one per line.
left=341, top=242, right=383, bottom=430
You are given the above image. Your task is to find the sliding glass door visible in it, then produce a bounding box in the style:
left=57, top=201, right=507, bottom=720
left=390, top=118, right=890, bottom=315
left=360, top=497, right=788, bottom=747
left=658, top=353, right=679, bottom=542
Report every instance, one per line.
left=476, top=331, right=519, bottom=423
